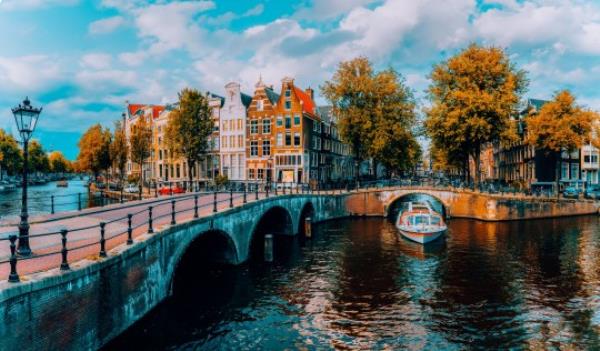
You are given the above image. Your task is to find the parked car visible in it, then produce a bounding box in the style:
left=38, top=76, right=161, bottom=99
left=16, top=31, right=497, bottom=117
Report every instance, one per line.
left=124, top=184, right=139, bottom=193
left=584, top=186, right=600, bottom=200
left=563, top=187, right=581, bottom=199
left=158, top=185, right=185, bottom=195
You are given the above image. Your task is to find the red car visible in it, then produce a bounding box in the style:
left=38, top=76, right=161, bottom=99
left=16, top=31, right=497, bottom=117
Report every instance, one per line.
left=158, top=185, right=185, bottom=195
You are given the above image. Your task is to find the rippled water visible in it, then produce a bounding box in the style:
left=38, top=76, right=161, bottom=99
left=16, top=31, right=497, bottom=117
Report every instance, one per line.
left=106, top=216, right=600, bottom=350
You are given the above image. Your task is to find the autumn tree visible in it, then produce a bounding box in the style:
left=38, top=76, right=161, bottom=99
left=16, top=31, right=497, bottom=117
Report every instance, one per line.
left=0, top=129, right=22, bottom=180
left=77, top=124, right=112, bottom=179
left=322, top=57, right=420, bottom=179
left=526, top=90, right=598, bottom=194
left=165, top=88, right=214, bottom=186
left=425, top=44, right=527, bottom=183
left=28, top=140, right=50, bottom=174
left=369, top=69, right=422, bottom=175
left=130, top=114, right=153, bottom=195
left=49, top=151, right=70, bottom=175
left=110, top=120, right=129, bottom=187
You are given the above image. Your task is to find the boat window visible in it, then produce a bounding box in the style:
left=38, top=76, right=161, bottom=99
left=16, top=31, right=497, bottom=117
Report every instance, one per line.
left=431, top=217, right=441, bottom=225
left=415, top=216, right=428, bottom=225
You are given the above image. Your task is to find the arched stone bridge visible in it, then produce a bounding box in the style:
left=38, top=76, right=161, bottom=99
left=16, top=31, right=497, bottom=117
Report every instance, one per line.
left=0, top=186, right=597, bottom=351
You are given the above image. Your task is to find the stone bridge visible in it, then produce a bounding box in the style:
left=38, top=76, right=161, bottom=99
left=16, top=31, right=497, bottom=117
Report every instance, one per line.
left=0, top=186, right=597, bottom=351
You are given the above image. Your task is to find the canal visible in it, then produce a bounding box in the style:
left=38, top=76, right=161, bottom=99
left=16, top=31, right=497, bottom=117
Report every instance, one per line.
left=106, top=216, right=600, bottom=350
left=0, top=178, right=102, bottom=221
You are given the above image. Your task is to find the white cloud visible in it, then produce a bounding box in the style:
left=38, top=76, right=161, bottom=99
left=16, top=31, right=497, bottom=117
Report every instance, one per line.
left=295, top=0, right=377, bottom=20
left=0, top=0, right=77, bottom=11
left=89, top=16, right=125, bottom=35
left=118, top=51, right=147, bottom=67
left=80, top=53, right=112, bottom=70
left=0, top=55, right=62, bottom=91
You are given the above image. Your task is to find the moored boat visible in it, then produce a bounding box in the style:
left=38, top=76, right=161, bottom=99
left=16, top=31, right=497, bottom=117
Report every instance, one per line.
left=57, top=180, right=68, bottom=187
left=396, top=201, right=446, bottom=244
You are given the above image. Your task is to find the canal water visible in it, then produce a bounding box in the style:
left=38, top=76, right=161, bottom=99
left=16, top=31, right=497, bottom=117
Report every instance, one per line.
left=106, top=216, right=600, bottom=350
left=0, top=179, right=96, bottom=221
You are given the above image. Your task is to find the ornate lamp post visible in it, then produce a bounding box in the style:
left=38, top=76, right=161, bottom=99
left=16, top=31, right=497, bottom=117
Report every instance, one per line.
left=12, top=97, right=42, bottom=256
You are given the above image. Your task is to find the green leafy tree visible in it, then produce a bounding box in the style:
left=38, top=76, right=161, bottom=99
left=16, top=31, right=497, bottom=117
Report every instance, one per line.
left=165, top=88, right=214, bottom=185
left=322, top=57, right=420, bottom=179
left=526, top=90, right=598, bottom=194
left=0, top=129, right=23, bottom=179
left=425, top=44, right=527, bottom=183
left=130, top=114, right=152, bottom=195
left=110, top=120, right=129, bottom=187
left=76, top=124, right=112, bottom=179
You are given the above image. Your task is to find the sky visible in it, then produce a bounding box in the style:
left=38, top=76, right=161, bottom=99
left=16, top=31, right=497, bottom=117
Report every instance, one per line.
left=1, top=0, right=600, bottom=160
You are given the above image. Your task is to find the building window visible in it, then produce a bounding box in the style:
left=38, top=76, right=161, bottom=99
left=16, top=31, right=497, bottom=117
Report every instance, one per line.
left=249, top=168, right=255, bottom=179
left=263, top=119, right=271, bottom=134
left=258, top=168, right=265, bottom=179
left=257, top=100, right=264, bottom=111
left=285, top=116, right=291, bottom=129
left=250, top=120, right=259, bottom=134
left=263, top=140, right=271, bottom=156
left=570, top=163, right=579, bottom=180
left=277, top=116, right=283, bottom=126
left=176, top=164, right=181, bottom=178
left=285, top=132, right=291, bottom=146
left=250, top=141, right=259, bottom=156
left=277, top=133, right=283, bottom=146
left=294, top=114, right=300, bottom=125
left=294, top=132, right=301, bottom=146
left=561, top=162, right=569, bottom=180
left=159, top=149, right=163, bottom=160
left=222, top=136, right=227, bottom=148
left=285, top=101, right=291, bottom=110
left=285, top=89, right=291, bottom=97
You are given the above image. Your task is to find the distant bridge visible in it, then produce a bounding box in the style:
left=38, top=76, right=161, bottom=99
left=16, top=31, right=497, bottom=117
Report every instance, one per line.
left=0, top=184, right=597, bottom=351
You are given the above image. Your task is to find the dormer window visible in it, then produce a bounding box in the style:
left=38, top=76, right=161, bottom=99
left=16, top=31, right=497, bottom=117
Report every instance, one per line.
left=285, top=101, right=291, bottom=110
left=285, top=89, right=291, bottom=97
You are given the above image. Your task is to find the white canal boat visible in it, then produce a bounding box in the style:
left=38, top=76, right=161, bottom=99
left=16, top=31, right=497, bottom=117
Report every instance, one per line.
left=395, top=201, right=447, bottom=244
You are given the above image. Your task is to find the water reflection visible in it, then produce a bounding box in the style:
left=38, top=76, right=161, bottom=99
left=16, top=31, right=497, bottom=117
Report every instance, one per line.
left=106, top=216, right=600, bottom=350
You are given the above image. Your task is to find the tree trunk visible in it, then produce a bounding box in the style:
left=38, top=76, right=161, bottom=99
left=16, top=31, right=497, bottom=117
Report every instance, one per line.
left=474, top=145, right=481, bottom=185
left=556, top=155, right=561, bottom=199
left=139, top=160, right=144, bottom=198
left=188, top=158, right=194, bottom=193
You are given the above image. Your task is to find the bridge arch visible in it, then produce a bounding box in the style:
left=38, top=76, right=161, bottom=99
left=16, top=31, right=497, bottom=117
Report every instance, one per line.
left=385, top=192, right=449, bottom=219
left=248, top=205, right=294, bottom=260
left=297, top=202, right=315, bottom=237
left=167, top=228, right=239, bottom=296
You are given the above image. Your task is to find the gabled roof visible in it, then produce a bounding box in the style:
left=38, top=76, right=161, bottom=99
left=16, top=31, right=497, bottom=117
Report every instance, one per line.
left=241, top=93, right=252, bottom=108
left=207, top=92, right=225, bottom=108
left=293, top=86, right=316, bottom=117
left=151, top=106, right=165, bottom=119
left=265, top=87, right=280, bottom=105
left=127, top=104, right=145, bottom=116
left=528, top=98, right=548, bottom=111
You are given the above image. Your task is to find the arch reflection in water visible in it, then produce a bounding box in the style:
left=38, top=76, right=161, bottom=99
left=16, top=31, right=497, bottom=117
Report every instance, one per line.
left=105, top=216, right=600, bottom=350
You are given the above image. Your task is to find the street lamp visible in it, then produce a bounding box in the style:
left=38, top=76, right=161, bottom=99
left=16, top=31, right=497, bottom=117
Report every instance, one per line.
left=12, top=97, right=42, bottom=256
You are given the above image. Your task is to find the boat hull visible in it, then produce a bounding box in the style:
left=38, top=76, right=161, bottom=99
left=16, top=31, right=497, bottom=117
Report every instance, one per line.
left=397, top=227, right=446, bottom=244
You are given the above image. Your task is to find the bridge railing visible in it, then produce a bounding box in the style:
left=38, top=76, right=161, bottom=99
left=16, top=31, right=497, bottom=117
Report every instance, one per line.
left=0, top=181, right=337, bottom=283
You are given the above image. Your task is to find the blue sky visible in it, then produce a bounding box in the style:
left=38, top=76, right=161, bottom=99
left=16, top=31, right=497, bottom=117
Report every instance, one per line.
left=1, top=0, right=600, bottom=160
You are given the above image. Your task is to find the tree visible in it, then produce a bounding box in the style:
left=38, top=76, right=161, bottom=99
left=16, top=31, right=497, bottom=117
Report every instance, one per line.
left=322, top=57, right=420, bottom=180
left=526, top=90, right=598, bottom=194
left=49, top=151, right=70, bottom=175
left=0, top=129, right=23, bottom=180
left=165, top=88, right=214, bottom=187
left=110, top=120, right=129, bottom=187
left=368, top=69, right=421, bottom=175
left=130, top=114, right=152, bottom=195
left=425, top=44, right=527, bottom=183
left=77, top=124, right=112, bottom=179
left=28, top=140, right=50, bottom=174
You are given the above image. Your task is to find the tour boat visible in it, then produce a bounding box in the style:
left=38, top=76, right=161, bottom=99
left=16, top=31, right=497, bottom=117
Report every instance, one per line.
left=396, top=201, right=447, bottom=244
left=57, top=180, right=68, bottom=187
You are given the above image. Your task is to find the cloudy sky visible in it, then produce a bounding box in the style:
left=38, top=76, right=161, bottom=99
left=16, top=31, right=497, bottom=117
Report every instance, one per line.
left=1, top=0, right=600, bottom=159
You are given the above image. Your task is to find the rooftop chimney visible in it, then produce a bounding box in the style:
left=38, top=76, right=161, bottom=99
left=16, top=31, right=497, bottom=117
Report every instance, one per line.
left=306, top=87, right=314, bottom=101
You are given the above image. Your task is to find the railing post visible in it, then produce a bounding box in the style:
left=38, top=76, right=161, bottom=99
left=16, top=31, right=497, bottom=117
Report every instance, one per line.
left=127, top=214, right=133, bottom=245
left=213, top=191, right=218, bottom=212
left=60, top=229, right=70, bottom=270
left=255, top=184, right=259, bottom=200
left=193, top=195, right=199, bottom=218
left=171, top=200, right=176, bottom=225
left=100, top=190, right=104, bottom=207
left=169, top=182, right=173, bottom=196
left=8, top=234, right=19, bottom=283
left=99, top=222, right=107, bottom=257
left=50, top=195, right=55, bottom=214
left=230, top=188, right=234, bottom=208
left=274, top=183, right=278, bottom=196
left=155, top=182, right=158, bottom=198
left=283, top=183, right=286, bottom=195
left=296, top=183, right=300, bottom=194
left=120, top=188, right=124, bottom=204
left=78, top=193, right=82, bottom=211
left=243, top=184, right=247, bottom=204
left=266, top=184, right=269, bottom=198
left=148, top=206, right=154, bottom=234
